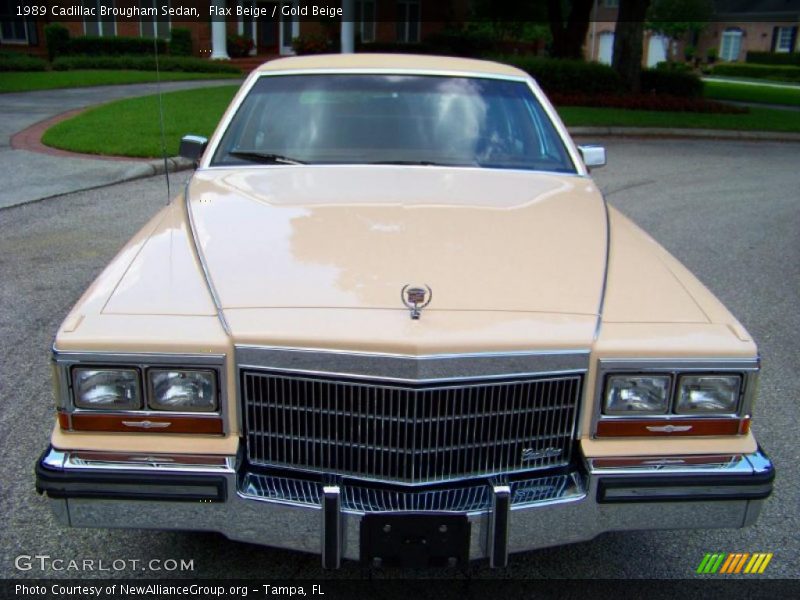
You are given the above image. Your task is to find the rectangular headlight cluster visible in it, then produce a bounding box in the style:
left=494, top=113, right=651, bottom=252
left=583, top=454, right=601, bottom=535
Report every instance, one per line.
left=72, top=367, right=217, bottom=413
left=603, top=373, right=742, bottom=416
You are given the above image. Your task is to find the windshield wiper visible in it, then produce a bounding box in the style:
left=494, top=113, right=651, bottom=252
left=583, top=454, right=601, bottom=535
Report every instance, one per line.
left=229, top=150, right=306, bottom=165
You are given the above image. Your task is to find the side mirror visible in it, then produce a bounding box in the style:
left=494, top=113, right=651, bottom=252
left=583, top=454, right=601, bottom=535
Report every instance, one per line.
left=179, top=135, right=208, bottom=164
left=578, top=145, right=606, bottom=169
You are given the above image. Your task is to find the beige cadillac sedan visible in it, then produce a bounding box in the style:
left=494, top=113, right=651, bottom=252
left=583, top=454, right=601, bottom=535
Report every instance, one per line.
left=37, top=54, right=773, bottom=568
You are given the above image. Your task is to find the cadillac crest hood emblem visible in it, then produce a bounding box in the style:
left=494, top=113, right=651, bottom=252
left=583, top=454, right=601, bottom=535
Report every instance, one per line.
left=401, top=284, right=432, bottom=320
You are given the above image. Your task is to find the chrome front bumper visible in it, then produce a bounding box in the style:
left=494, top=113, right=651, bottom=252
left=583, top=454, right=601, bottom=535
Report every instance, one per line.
left=36, top=446, right=774, bottom=568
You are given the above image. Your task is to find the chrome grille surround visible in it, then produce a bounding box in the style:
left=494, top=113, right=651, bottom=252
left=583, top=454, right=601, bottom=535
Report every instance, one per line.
left=238, top=347, right=587, bottom=486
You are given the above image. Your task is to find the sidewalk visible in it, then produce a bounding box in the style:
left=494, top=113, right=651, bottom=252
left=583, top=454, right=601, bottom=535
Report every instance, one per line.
left=0, top=79, right=237, bottom=210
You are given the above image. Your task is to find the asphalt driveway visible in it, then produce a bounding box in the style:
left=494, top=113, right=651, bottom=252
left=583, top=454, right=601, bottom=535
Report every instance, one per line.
left=1, top=138, right=798, bottom=580
left=0, top=79, right=237, bottom=209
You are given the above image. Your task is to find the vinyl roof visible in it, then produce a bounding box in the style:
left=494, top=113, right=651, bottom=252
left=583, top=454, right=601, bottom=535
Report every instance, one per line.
left=256, top=53, right=529, bottom=78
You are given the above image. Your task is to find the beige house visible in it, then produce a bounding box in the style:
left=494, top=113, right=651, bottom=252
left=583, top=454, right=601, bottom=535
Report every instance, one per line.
left=586, top=0, right=800, bottom=65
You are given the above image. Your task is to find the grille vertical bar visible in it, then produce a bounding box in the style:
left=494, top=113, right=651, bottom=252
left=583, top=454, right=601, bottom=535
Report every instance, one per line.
left=243, top=371, right=582, bottom=484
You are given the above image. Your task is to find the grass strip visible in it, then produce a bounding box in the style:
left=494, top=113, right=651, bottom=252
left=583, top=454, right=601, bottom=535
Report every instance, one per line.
left=0, top=70, right=240, bottom=93
left=703, top=80, right=800, bottom=107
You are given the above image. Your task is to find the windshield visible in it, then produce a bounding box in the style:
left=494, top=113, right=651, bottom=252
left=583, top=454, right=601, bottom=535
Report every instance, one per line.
left=211, top=74, right=576, bottom=173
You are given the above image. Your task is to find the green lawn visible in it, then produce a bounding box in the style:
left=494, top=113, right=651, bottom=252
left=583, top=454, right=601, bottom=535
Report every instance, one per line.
left=703, top=80, right=800, bottom=106
left=43, top=85, right=800, bottom=159
left=558, top=106, right=800, bottom=133
left=42, top=86, right=239, bottom=157
left=0, top=70, right=241, bottom=93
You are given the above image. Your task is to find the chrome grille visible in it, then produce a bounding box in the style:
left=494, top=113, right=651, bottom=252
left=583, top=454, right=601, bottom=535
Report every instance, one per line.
left=242, top=371, right=581, bottom=484
left=239, top=471, right=584, bottom=512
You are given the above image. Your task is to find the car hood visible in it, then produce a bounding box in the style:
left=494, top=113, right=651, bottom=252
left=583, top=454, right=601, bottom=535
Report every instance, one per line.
left=186, top=166, right=608, bottom=317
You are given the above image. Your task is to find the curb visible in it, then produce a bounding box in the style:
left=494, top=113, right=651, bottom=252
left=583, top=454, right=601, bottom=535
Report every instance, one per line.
left=568, top=126, right=800, bottom=142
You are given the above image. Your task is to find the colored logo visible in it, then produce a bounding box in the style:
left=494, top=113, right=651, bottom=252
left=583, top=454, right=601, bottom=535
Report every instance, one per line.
left=696, top=553, right=773, bottom=574
left=401, top=284, right=432, bottom=320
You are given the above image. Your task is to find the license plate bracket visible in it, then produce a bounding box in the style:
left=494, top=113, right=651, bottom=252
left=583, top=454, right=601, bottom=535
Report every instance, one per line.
left=360, top=513, right=470, bottom=567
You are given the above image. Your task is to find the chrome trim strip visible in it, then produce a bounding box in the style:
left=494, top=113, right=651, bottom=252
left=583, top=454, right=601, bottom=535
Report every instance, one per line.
left=46, top=448, right=236, bottom=474
left=52, top=349, right=226, bottom=365
left=236, top=345, right=590, bottom=382
left=593, top=193, right=612, bottom=342
left=591, top=358, right=760, bottom=437
left=587, top=453, right=758, bottom=477
left=183, top=184, right=232, bottom=336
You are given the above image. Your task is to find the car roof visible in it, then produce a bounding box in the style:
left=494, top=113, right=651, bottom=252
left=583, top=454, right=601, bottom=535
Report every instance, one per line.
left=255, top=53, right=529, bottom=79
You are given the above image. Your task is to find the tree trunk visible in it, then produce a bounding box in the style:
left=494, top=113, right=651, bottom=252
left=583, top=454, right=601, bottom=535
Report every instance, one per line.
left=548, top=0, right=594, bottom=59
left=611, top=0, right=651, bottom=93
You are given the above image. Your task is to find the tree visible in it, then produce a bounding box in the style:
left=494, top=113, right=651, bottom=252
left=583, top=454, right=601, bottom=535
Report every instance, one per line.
left=612, top=0, right=651, bottom=93
left=547, top=0, right=595, bottom=59
left=646, top=0, right=713, bottom=61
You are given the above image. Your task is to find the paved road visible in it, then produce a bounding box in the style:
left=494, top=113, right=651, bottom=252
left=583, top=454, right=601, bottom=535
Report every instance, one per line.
left=1, top=139, right=798, bottom=580
left=0, top=79, right=239, bottom=209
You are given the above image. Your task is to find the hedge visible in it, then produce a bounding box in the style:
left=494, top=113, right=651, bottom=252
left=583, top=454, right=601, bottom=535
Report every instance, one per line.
left=746, top=51, right=800, bottom=66
left=0, top=52, right=47, bottom=71
left=712, top=62, right=800, bottom=82
left=495, top=55, right=624, bottom=94
left=169, top=28, right=192, bottom=56
left=640, top=68, right=703, bottom=98
left=65, top=36, right=167, bottom=56
left=52, top=55, right=241, bottom=74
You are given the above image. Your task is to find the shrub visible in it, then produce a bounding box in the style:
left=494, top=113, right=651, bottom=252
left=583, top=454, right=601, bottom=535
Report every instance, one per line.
left=0, top=52, right=47, bottom=71
left=495, top=55, right=624, bottom=94
left=226, top=34, right=254, bottom=58
left=746, top=51, right=800, bottom=66
left=52, top=55, right=241, bottom=74
left=655, top=60, right=693, bottom=73
left=292, top=34, right=334, bottom=55
left=44, top=23, right=70, bottom=61
left=66, top=36, right=167, bottom=56
left=170, top=28, right=192, bottom=56
left=706, top=47, right=718, bottom=63
left=640, top=68, right=703, bottom=97
left=712, top=62, right=800, bottom=82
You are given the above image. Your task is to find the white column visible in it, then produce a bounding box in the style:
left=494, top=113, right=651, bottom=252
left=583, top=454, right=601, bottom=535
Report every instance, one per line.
left=211, top=0, right=230, bottom=60
left=341, top=0, right=355, bottom=54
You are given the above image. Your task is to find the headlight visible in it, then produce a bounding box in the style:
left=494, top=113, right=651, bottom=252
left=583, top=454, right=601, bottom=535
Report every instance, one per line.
left=73, top=368, right=141, bottom=410
left=148, top=369, right=217, bottom=412
left=676, top=375, right=741, bottom=414
left=604, top=375, right=671, bottom=415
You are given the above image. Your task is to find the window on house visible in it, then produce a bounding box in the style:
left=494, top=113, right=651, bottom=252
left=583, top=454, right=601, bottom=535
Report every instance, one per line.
left=776, top=26, right=795, bottom=53
left=720, top=28, right=743, bottom=62
left=140, top=0, right=170, bottom=39
left=83, top=0, right=116, bottom=37
left=396, top=0, right=420, bottom=44
left=356, top=0, right=375, bottom=43
left=0, top=0, right=28, bottom=43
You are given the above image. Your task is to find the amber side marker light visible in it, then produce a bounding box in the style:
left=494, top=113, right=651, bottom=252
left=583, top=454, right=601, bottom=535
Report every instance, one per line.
left=58, top=411, right=223, bottom=435
left=596, top=417, right=750, bottom=437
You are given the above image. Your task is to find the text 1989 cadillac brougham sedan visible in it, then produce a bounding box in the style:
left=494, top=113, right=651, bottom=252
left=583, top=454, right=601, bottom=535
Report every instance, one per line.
left=36, top=54, right=774, bottom=568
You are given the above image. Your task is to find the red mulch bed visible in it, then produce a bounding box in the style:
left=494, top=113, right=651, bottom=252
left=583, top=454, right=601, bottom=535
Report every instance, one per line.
left=548, top=92, right=748, bottom=114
